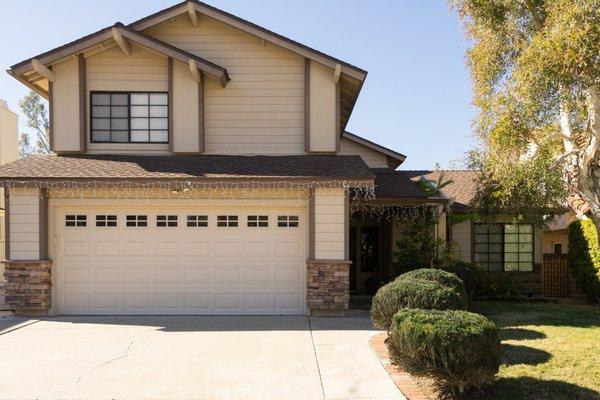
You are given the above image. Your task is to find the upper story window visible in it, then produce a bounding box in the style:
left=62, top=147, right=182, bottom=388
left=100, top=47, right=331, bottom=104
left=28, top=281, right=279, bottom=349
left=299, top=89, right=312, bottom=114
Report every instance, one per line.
left=90, top=92, right=168, bottom=144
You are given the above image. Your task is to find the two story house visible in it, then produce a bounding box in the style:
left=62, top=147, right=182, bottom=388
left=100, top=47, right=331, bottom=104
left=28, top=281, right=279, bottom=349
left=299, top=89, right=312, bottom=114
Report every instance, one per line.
left=0, top=1, right=446, bottom=316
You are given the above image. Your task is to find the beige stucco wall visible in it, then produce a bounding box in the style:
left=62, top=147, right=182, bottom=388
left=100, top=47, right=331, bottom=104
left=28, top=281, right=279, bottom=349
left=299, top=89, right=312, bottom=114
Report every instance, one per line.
left=52, top=58, right=81, bottom=152
left=314, top=188, right=346, bottom=260
left=9, top=188, right=40, bottom=260
left=86, top=45, right=169, bottom=154
left=451, top=221, right=472, bottom=263
left=308, top=61, right=336, bottom=152
left=172, top=59, right=201, bottom=153
left=338, top=137, right=388, bottom=168
left=147, top=14, right=306, bottom=155
left=542, top=229, right=569, bottom=254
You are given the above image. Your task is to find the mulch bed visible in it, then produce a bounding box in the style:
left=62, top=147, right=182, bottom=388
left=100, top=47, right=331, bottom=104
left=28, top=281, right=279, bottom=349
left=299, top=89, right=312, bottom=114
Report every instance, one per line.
left=369, top=332, right=439, bottom=400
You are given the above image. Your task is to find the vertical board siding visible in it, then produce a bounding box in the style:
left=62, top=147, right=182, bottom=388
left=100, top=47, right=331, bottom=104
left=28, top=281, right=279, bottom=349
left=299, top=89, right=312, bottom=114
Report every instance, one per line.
left=314, top=188, right=345, bottom=260
left=451, top=221, right=472, bottom=263
left=339, top=137, right=389, bottom=168
left=9, top=188, right=40, bottom=260
left=146, top=14, right=305, bottom=154
left=52, top=58, right=81, bottom=152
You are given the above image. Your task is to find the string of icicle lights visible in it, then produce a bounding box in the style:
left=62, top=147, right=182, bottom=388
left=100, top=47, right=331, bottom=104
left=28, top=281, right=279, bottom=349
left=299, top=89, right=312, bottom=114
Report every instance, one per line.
left=0, top=179, right=375, bottom=205
left=350, top=203, right=441, bottom=222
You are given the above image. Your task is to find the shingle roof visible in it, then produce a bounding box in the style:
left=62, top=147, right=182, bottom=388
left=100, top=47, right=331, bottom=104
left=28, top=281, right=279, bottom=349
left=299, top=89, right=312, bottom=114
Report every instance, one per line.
left=0, top=155, right=374, bottom=182
left=401, top=170, right=481, bottom=211
left=372, top=169, right=429, bottom=199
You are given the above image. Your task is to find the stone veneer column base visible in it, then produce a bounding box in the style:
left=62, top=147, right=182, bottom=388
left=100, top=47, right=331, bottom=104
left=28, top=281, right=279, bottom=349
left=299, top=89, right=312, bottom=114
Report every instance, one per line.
left=307, top=259, right=351, bottom=316
left=3, top=260, right=52, bottom=316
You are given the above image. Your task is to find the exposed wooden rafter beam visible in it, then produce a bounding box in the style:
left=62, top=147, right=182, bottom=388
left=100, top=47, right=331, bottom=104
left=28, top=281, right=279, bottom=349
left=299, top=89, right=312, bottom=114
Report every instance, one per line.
left=111, top=27, right=131, bottom=56
left=31, top=59, right=55, bottom=82
left=189, top=59, right=200, bottom=82
left=333, top=64, right=341, bottom=84
left=187, top=1, right=199, bottom=27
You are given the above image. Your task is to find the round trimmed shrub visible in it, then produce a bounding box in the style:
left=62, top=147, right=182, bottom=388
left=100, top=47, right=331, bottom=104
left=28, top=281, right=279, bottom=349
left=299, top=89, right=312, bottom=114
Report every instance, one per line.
left=370, top=278, right=466, bottom=330
left=400, top=268, right=468, bottom=304
left=387, top=308, right=500, bottom=393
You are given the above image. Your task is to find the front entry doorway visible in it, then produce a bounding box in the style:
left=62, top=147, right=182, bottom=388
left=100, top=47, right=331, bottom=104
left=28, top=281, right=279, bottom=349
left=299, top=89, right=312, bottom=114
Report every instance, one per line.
left=349, top=218, right=391, bottom=295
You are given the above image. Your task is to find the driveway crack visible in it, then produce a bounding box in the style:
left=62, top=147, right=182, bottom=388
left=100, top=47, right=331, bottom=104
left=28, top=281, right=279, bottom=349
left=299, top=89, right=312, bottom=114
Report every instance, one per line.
left=60, top=326, right=155, bottom=398
left=308, top=316, right=327, bottom=400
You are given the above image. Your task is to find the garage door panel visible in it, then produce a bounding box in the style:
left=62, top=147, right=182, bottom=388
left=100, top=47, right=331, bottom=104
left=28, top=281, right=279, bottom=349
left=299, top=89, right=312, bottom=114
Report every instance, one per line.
left=58, top=205, right=306, bottom=315
left=123, top=241, right=151, bottom=256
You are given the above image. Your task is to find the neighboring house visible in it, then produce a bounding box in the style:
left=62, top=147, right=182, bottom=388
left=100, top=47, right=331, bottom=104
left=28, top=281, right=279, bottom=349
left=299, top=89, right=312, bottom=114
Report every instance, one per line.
left=0, top=99, right=18, bottom=261
left=0, top=1, right=447, bottom=316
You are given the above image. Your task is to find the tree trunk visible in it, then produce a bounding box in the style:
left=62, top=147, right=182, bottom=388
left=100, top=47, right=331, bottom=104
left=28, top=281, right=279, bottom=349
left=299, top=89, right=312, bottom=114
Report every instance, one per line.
left=575, top=85, right=600, bottom=239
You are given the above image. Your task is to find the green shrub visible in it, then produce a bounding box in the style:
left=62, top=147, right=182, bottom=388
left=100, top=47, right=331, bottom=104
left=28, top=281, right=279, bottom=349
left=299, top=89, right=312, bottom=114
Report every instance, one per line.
left=441, top=261, right=486, bottom=300
left=370, top=278, right=466, bottom=330
left=568, top=220, right=600, bottom=303
left=387, top=308, right=500, bottom=393
left=400, top=268, right=468, bottom=304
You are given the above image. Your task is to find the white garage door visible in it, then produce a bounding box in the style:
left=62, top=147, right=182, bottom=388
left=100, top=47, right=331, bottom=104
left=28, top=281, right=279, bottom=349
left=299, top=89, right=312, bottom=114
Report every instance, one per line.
left=56, top=203, right=307, bottom=315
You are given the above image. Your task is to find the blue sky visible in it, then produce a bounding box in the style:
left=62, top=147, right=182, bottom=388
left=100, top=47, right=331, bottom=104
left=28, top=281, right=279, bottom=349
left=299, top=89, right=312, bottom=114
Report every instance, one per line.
left=0, top=0, right=475, bottom=169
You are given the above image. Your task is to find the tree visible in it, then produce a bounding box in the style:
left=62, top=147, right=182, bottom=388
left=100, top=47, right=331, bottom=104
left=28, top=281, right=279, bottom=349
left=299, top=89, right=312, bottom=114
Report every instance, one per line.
left=449, top=0, right=600, bottom=233
left=18, top=91, right=51, bottom=156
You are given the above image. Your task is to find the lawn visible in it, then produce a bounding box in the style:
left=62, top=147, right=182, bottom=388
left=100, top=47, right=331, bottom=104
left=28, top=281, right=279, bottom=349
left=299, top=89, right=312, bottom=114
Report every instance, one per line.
left=469, top=300, right=600, bottom=400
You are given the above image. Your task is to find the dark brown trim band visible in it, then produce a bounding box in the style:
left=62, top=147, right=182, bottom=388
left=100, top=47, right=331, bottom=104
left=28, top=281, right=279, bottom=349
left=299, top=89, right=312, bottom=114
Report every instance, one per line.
left=309, top=188, right=315, bottom=259
left=304, top=58, right=310, bottom=152
left=48, top=78, right=53, bottom=152
left=38, top=188, right=48, bottom=259
left=344, top=191, right=349, bottom=259
left=335, top=82, right=341, bottom=152
left=78, top=54, right=87, bottom=153
left=4, top=189, right=9, bottom=260
left=199, top=72, right=205, bottom=153
left=168, top=57, right=174, bottom=153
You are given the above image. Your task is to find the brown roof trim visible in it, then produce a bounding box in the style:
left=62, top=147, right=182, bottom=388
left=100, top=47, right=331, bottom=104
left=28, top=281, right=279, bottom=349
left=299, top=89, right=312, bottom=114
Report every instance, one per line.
left=343, top=131, right=406, bottom=166
left=129, top=1, right=367, bottom=81
left=8, top=22, right=229, bottom=87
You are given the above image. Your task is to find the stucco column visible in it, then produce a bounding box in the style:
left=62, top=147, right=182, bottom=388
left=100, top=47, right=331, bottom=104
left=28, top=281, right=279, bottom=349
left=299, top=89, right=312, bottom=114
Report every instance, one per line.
left=307, top=187, right=351, bottom=316
left=3, top=187, right=52, bottom=316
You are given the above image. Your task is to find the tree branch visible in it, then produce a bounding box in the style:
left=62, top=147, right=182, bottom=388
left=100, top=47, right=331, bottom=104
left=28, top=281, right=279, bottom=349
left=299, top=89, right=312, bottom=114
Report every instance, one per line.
left=524, top=0, right=544, bottom=30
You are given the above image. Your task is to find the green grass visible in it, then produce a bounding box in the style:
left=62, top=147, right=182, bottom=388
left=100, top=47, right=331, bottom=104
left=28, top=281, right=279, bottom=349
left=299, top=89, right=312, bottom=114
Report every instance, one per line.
left=470, top=301, right=600, bottom=400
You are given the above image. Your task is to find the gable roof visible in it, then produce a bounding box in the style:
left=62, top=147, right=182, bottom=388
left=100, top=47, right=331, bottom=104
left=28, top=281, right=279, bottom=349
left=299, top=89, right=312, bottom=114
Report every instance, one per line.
left=343, top=131, right=406, bottom=168
left=8, top=22, right=230, bottom=98
left=7, top=1, right=367, bottom=131
left=402, top=170, right=481, bottom=212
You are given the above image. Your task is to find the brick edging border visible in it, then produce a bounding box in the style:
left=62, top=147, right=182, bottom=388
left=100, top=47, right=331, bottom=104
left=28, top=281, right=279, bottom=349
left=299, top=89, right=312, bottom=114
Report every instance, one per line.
left=369, top=332, right=430, bottom=400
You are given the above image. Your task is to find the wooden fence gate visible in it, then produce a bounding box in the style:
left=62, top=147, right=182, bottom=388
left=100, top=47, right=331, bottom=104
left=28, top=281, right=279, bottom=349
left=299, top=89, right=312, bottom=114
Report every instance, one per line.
left=542, top=254, right=569, bottom=298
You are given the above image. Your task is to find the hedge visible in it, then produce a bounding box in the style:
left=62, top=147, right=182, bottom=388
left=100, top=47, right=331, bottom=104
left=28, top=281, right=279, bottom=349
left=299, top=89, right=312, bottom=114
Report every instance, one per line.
left=568, top=220, right=600, bottom=303
left=387, top=308, right=500, bottom=393
left=370, top=278, right=466, bottom=330
left=399, top=268, right=468, bottom=304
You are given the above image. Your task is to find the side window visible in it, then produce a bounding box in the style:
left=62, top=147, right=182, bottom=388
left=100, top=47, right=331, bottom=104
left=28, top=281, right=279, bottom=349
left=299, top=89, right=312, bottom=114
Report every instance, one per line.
left=247, top=215, right=268, bottom=227
left=187, top=215, right=208, bottom=227
left=126, top=215, right=148, bottom=227
left=217, top=215, right=238, bottom=227
left=96, top=215, right=117, bottom=227
left=65, top=215, right=87, bottom=227
left=277, top=215, right=299, bottom=227
left=157, top=215, right=178, bottom=227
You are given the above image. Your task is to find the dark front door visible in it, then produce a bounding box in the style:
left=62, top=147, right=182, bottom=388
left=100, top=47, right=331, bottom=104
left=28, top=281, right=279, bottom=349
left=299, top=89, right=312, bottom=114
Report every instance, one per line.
left=349, top=225, right=380, bottom=293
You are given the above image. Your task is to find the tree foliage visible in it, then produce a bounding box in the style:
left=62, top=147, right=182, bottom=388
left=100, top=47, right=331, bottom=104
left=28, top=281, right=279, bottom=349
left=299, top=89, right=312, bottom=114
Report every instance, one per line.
left=450, top=0, right=600, bottom=232
left=18, top=91, right=50, bottom=157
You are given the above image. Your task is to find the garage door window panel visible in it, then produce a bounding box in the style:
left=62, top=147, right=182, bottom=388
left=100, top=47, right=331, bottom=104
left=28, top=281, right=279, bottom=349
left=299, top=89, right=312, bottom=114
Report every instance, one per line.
left=65, top=215, right=87, bottom=227
left=217, top=215, right=238, bottom=227
left=187, top=215, right=208, bottom=227
left=157, top=215, right=178, bottom=227
left=278, top=215, right=299, bottom=227
left=96, top=215, right=117, bottom=227
left=126, top=215, right=148, bottom=227
left=248, top=215, right=268, bottom=227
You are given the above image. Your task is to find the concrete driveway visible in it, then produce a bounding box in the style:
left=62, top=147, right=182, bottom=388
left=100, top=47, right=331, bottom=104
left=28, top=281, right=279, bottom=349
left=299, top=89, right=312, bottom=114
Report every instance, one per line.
left=0, top=311, right=404, bottom=400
